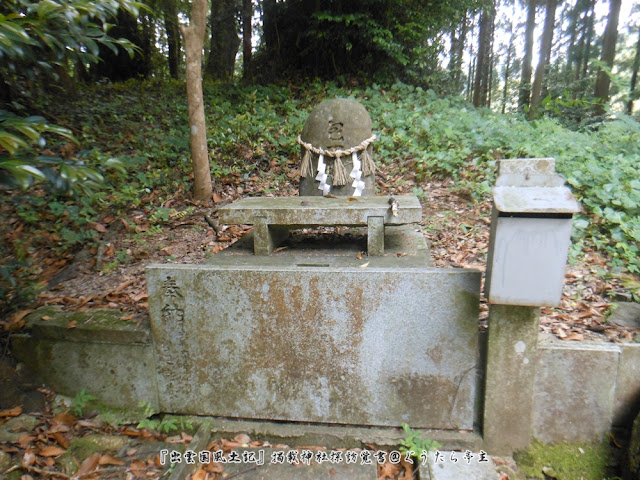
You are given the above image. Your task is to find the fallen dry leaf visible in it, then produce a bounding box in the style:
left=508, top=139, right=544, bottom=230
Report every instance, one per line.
left=192, top=468, right=207, bottom=480
left=233, top=433, right=251, bottom=445
left=52, top=412, right=75, bottom=427
left=76, top=452, right=101, bottom=477
left=356, top=251, right=363, bottom=260
left=379, top=461, right=400, bottom=479
left=67, top=320, right=77, bottom=329
left=38, top=446, right=66, bottom=457
left=17, top=433, right=35, bottom=449
left=99, top=454, right=125, bottom=466
left=129, top=459, right=146, bottom=475
left=7, top=309, right=33, bottom=326
left=23, top=450, right=36, bottom=466
left=358, top=262, right=370, bottom=268
left=0, top=406, right=22, bottom=417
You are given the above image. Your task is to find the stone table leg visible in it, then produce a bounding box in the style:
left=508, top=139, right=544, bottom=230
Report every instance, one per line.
left=483, top=304, right=539, bottom=454
left=253, top=217, right=289, bottom=255
left=367, top=216, right=384, bottom=256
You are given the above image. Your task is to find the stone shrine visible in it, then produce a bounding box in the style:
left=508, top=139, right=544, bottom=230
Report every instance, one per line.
left=14, top=98, right=640, bottom=456
left=146, top=98, right=483, bottom=430
left=298, top=99, right=376, bottom=196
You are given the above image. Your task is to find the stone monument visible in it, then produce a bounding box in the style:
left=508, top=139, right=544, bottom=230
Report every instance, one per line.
left=298, top=98, right=376, bottom=196
left=145, top=98, right=483, bottom=431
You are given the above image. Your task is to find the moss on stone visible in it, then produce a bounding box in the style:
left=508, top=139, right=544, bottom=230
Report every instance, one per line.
left=514, top=440, right=617, bottom=480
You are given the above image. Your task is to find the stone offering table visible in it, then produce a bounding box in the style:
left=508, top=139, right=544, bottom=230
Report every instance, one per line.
left=218, top=195, right=422, bottom=255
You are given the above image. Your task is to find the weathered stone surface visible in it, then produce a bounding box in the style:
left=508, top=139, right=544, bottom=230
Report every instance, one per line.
left=219, top=196, right=421, bottom=255
left=613, top=343, right=640, bottom=426
left=218, top=196, right=422, bottom=227
left=367, top=216, right=384, bottom=256
left=630, top=411, right=640, bottom=480
left=0, top=450, right=12, bottom=472
left=12, top=335, right=158, bottom=411
left=207, top=417, right=483, bottom=450
left=532, top=343, right=619, bottom=443
left=483, top=305, right=540, bottom=454
left=221, top=448, right=378, bottom=479
left=167, top=420, right=213, bottom=480
left=219, top=225, right=433, bottom=267
left=23, top=306, right=150, bottom=344
left=147, top=261, right=481, bottom=429
left=0, top=415, right=40, bottom=443
left=299, top=99, right=375, bottom=196
left=420, top=451, right=502, bottom=480
left=608, top=302, right=640, bottom=328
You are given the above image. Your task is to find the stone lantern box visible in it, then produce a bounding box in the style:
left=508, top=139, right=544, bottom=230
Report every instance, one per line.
left=484, top=159, right=580, bottom=307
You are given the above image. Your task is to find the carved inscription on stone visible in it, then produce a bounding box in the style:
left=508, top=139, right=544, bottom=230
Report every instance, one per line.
left=327, top=120, right=344, bottom=147
left=157, top=276, right=188, bottom=388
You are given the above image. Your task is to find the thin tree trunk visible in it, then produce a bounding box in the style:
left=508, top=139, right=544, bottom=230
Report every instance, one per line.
left=502, top=19, right=514, bottom=114
left=593, top=0, right=622, bottom=116
left=473, top=2, right=495, bottom=107
left=182, top=0, right=213, bottom=202
left=164, top=0, right=181, bottom=79
left=518, top=0, right=536, bottom=110
left=581, top=0, right=595, bottom=80
left=627, top=29, right=640, bottom=114
left=242, top=0, right=253, bottom=80
left=449, top=13, right=467, bottom=91
left=205, top=0, right=240, bottom=80
left=574, top=6, right=587, bottom=83
left=262, top=0, right=278, bottom=54
left=528, top=0, right=557, bottom=120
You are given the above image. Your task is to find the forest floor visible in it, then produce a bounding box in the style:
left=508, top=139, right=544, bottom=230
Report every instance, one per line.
left=0, top=159, right=636, bottom=479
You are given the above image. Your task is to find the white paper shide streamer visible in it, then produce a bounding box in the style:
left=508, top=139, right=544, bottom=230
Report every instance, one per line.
left=297, top=134, right=376, bottom=196
left=350, top=152, right=365, bottom=196
left=315, top=154, right=331, bottom=195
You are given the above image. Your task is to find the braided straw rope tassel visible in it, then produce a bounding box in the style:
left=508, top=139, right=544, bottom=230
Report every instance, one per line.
left=360, top=149, right=376, bottom=176
left=332, top=155, right=348, bottom=186
left=300, top=149, right=313, bottom=178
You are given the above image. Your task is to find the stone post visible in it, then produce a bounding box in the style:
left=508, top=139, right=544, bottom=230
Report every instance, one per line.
left=483, top=304, right=539, bottom=454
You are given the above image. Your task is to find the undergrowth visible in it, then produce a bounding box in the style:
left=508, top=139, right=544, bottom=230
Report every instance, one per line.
left=1, top=79, right=639, bottom=315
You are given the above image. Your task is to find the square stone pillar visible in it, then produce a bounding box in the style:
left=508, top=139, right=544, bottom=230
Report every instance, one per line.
left=483, top=304, right=539, bottom=454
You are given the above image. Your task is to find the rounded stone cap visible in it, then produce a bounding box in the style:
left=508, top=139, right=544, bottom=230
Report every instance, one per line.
left=301, top=98, right=372, bottom=150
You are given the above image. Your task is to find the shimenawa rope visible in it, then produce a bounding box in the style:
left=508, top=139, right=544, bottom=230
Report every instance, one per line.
left=297, top=134, right=376, bottom=185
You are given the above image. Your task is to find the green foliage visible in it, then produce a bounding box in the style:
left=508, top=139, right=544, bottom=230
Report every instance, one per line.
left=253, top=0, right=486, bottom=87
left=514, top=440, right=614, bottom=480
left=399, top=423, right=442, bottom=457
left=136, top=402, right=193, bottom=434
left=0, top=111, right=126, bottom=193
left=71, top=389, right=97, bottom=416
left=0, top=0, right=141, bottom=83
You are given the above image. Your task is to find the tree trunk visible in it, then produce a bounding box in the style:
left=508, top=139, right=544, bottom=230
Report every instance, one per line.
left=593, top=0, right=622, bottom=116
left=164, top=0, right=181, bottom=79
left=182, top=0, right=213, bottom=202
left=627, top=29, right=640, bottom=115
left=242, top=0, right=253, bottom=80
left=473, top=2, right=495, bottom=107
left=528, top=0, right=557, bottom=120
left=449, top=13, right=467, bottom=91
left=262, top=0, right=278, bottom=54
left=581, top=0, right=595, bottom=80
left=141, top=13, right=153, bottom=78
left=502, top=19, right=514, bottom=114
left=518, top=0, right=536, bottom=111
left=205, top=0, right=240, bottom=80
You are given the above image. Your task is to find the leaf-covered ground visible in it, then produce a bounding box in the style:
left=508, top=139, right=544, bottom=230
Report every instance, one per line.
left=2, top=159, right=635, bottom=343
